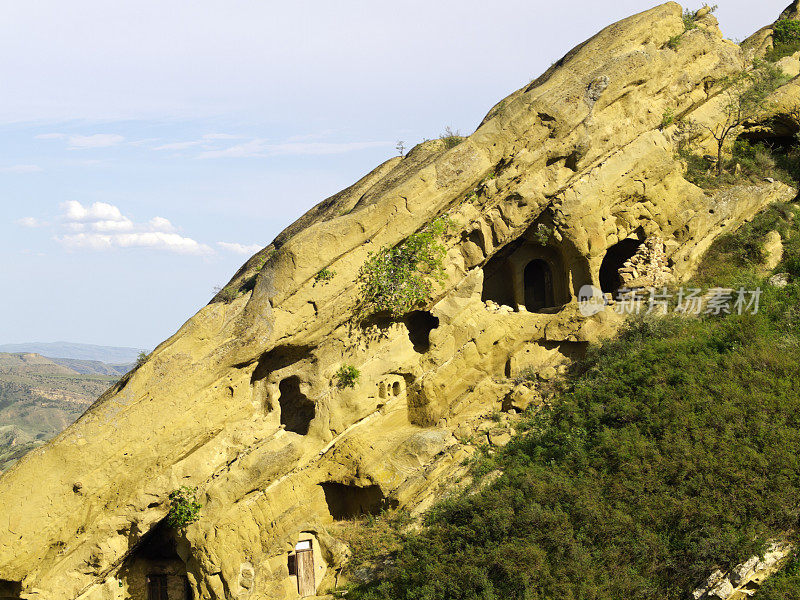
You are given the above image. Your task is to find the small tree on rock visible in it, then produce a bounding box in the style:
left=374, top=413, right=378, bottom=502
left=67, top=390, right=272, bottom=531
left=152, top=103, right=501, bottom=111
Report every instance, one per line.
left=696, top=61, right=787, bottom=177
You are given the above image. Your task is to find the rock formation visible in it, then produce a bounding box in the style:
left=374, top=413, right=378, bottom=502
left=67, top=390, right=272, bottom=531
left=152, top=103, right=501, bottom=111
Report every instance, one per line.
left=1, top=2, right=800, bottom=599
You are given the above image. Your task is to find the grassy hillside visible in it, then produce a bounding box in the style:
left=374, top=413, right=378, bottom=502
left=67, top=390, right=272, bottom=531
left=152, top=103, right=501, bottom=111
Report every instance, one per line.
left=0, top=353, right=122, bottom=472
left=342, top=202, right=800, bottom=600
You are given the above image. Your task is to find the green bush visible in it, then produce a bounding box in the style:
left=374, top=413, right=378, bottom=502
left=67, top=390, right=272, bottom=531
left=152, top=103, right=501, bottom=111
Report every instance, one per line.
left=534, top=223, right=553, bottom=246
left=335, top=364, right=360, bottom=389
left=767, top=19, right=800, bottom=62
left=346, top=206, right=800, bottom=600
left=135, top=351, right=148, bottom=368
left=660, top=107, right=676, bottom=128
left=216, top=285, right=239, bottom=303
left=314, top=267, right=336, bottom=285
left=166, top=486, right=201, bottom=528
left=440, top=127, right=464, bottom=149
left=357, top=217, right=451, bottom=317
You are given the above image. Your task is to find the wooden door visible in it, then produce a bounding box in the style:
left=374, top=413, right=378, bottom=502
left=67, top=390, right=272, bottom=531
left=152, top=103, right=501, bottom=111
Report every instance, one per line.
left=296, top=549, right=315, bottom=597
left=147, top=574, right=169, bottom=600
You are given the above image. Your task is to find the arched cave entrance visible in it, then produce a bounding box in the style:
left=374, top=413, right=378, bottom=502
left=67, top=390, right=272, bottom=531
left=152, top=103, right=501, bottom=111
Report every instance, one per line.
left=599, top=238, right=642, bottom=295
left=480, top=224, right=574, bottom=312
left=524, top=259, right=555, bottom=312
left=119, top=523, right=192, bottom=600
left=278, top=376, right=315, bottom=435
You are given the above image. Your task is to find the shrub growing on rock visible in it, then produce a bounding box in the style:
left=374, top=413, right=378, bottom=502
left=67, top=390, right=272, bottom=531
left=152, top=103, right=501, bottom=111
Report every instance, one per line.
left=767, top=19, right=800, bottom=62
left=335, top=364, right=360, bottom=389
left=314, top=267, right=336, bottom=285
left=357, top=217, right=451, bottom=317
left=166, top=486, right=201, bottom=528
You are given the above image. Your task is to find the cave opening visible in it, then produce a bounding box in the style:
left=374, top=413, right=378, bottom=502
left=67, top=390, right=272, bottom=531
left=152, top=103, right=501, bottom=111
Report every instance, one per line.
left=319, top=482, right=395, bottom=520
left=599, top=238, right=642, bottom=295
left=0, top=580, right=21, bottom=600
left=481, top=251, right=517, bottom=306
left=120, top=523, right=193, bottom=600
left=278, top=376, right=315, bottom=435
left=404, top=310, right=439, bottom=352
left=524, top=259, right=555, bottom=312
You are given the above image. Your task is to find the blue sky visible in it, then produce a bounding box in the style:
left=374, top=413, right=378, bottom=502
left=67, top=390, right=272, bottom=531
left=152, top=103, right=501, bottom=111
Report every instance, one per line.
left=0, top=0, right=788, bottom=350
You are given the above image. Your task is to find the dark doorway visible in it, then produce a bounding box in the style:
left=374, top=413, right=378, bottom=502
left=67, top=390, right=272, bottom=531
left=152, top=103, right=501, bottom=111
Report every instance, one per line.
left=404, top=311, right=439, bottom=352
left=599, top=239, right=642, bottom=294
left=278, top=376, right=315, bottom=435
left=147, top=574, right=169, bottom=600
left=482, top=255, right=515, bottom=306
left=0, top=580, right=21, bottom=600
left=524, top=259, right=555, bottom=312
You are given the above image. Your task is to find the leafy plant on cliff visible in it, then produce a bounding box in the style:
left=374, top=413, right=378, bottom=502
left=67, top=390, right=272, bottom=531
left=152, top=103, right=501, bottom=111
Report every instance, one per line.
left=166, top=486, right=201, bottom=528
left=766, top=18, right=800, bottom=62
left=346, top=205, right=800, bottom=600
left=357, top=217, right=451, bottom=317
left=314, top=267, right=336, bottom=286
left=533, top=223, right=553, bottom=246
left=660, top=107, right=676, bottom=128
left=335, top=364, right=360, bottom=389
left=214, top=285, right=239, bottom=303
left=439, top=126, right=464, bottom=149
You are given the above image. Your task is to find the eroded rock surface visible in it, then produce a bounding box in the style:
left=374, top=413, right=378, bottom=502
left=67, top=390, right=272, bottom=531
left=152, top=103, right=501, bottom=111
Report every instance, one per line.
left=1, top=3, right=799, bottom=599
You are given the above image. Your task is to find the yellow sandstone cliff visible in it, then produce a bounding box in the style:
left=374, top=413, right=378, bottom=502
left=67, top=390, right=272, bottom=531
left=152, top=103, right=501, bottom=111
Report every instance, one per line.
left=1, top=3, right=799, bottom=599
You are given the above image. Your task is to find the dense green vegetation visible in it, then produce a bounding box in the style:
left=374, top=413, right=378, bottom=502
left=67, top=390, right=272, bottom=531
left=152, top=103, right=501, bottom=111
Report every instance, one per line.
left=766, top=19, right=800, bottom=63
left=757, top=552, right=800, bottom=599
left=344, top=203, right=800, bottom=599
left=357, top=217, right=451, bottom=317
left=680, top=130, right=800, bottom=190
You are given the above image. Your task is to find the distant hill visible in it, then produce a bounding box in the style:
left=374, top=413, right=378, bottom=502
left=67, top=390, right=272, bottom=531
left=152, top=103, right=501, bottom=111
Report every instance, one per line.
left=0, top=352, right=125, bottom=471
left=0, top=342, right=143, bottom=364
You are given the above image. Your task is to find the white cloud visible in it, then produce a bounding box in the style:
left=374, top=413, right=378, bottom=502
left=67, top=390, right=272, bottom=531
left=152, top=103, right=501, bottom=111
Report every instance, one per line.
left=90, top=218, right=134, bottom=232
left=37, top=133, right=125, bottom=150
left=62, top=200, right=126, bottom=223
left=1, top=164, right=43, bottom=173
left=55, top=201, right=210, bottom=255
left=67, top=134, right=125, bottom=150
left=16, top=217, right=41, bottom=227
left=149, top=216, right=176, bottom=232
left=153, top=140, right=204, bottom=151
left=217, top=241, right=262, bottom=255
left=197, top=139, right=391, bottom=159
left=202, top=133, right=243, bottom=140
left=59, top=231, right=212, bottom=255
